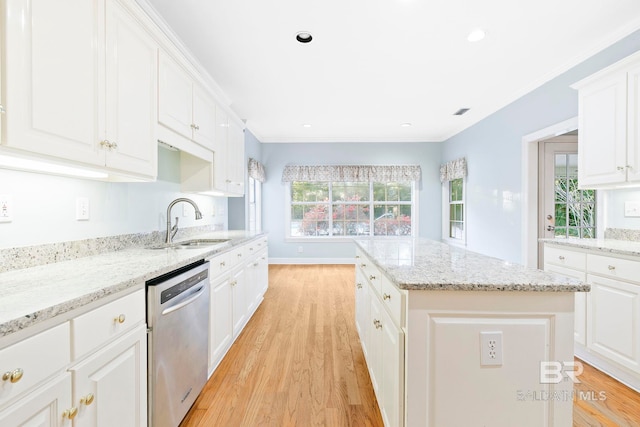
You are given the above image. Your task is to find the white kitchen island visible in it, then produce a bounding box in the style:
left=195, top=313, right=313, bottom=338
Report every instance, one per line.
left=354, top=238, right=590, bottom=427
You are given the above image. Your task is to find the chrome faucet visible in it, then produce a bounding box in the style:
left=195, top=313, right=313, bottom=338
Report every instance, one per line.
left=166, top=198, right=203, bottom=244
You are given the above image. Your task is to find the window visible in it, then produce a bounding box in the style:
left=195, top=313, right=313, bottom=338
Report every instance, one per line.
left=248, top=176, right=262, bottom=232
left=440, top=157, right=467, bottom=245
left=553, top=153, right=595, bottom=238
left=287, top=181, right=415, bottom=238
left=448, top=178, right=464, bottom=240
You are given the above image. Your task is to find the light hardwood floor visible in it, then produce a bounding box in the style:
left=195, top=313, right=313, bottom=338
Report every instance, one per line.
left=181, top=264, right=640, bottom=427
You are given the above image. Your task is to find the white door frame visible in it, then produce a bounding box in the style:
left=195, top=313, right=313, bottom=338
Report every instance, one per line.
left=521, top=117, right=578, bottom=268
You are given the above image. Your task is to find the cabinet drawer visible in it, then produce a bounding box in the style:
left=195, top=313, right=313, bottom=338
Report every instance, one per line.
left=358, top=259, right=382, bottom=296
left=544, top=263, right=586, bottom=281
left=228, top=245, right=247, bottom=267
left=246, top=238, right=268, bottom=256
left=0, top=322, right=70, bottom=407
left=588, top=254, right=640, bottom=284
left=71, top=289, right=145, bottom=360
left=380, top=275, right=405, bottom=328
left=208, top=251, right=231, bottom=277
left=544, top=245, right=586, bottom=270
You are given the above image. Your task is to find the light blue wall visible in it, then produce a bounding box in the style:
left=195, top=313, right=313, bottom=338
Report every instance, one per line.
left=442, top=30, right=640, bottom=263
left=0, top=148, right=227, bottom=249
left=605, top=188, right=640, bottom=229
left=260, top=142, right=442, bottom=261
left=228, top=130, right=262, bottom=230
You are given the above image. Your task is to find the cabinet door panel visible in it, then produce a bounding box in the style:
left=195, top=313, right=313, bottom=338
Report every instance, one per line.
left=3, top=0, right=103, bottom=165
left=158, top=51, right=193, bottom=139
left=104, top=0, right=157, bottom=177
left=70, top=325, right=147, bottom=427
left=210, top=277, right=233, bottom=372
left=627, top=62, right=640, bottom=182
left=587, top=274, right=640, bottom=372
left=578, top=72, right=627, bottom=187
left=232, top=268, right=247, bottom=337
left=0, top=373, right=71, bottom=427
left=381, top=307, right=404, bottom=427
left=192, top=88, right=216, bottom=150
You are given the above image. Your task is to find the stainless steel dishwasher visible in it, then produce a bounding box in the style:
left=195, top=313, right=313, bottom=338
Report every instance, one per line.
left=146, top=260, right=210, bottom=427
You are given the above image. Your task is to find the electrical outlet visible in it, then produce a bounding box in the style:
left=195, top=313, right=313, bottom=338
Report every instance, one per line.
left=624, top=201, right=640, bottom=217
left=0, top=194, right=13, bottom=223
left=76, top=197, right=90, bottom=221
left=480, top=331, right=503, bottom=366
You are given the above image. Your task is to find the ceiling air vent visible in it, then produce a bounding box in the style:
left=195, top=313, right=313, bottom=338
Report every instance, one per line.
left=454, top=108, right=470, bottom=116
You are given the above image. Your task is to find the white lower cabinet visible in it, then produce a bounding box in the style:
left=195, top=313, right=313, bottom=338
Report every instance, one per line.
left=544, top=243, right=640, bottom=389
left=207, top=237, right=269, bottom=375
left=356, top=250, right=405, bottom=427
left=231, top=267, right=248, bottom=338
left=0, top=373, right=73, bottom=427
left=69, top=325, right=147, bottom=427
left=0, top=289, right=147, bottom=427
left=587, top=274, right=640, bottom=373
left=209, top=275, right=233, bottom=372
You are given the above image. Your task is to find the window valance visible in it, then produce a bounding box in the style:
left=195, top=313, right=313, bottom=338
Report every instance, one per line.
left=248, top=158, right=266, bottom=182
left=440, top=157, right=467, bottom=182
left=281, top=164, right=421, bottom=183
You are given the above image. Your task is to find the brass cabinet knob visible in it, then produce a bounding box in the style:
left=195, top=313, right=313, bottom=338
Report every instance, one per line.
left=100, top=139, right=111, bottom=148
left=190, top=123, right=200, bottom=130
left=608, top=265, right=616, bottom=270
left=237, top=253, right=242, bottom=257
left=373, top=319, right=382, bottom=329
left=356, top=283, right=363, bottom=289
left=110, top=141, right=118, bottom=150
left=114, top=314, right=126, bottom=324
left=63, top=407, right=79, bottom=419
left=383, top=293, right=391, bottom=301
left=558, top=256, right=565, bottom=260
left=2, top=368, right=24, bottom=383
left=231, top=280, right=237, bottom=286
left=80, top=393, right=95, bottom=406
left=360, top=263, right=366, bottom=268
left=617, top=166, right=625, bottom=171
left=369, top=275, right=376, bottom=281
left=220, top=261, right=226, bottom=267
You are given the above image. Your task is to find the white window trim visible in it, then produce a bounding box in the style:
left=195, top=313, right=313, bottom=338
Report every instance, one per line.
left=285, top=181, right=419, bottom=242
left=441, top=178, right=466, bottom=247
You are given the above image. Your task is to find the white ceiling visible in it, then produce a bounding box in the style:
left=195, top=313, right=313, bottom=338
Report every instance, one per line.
left=143, top=0, right=640, bottom=143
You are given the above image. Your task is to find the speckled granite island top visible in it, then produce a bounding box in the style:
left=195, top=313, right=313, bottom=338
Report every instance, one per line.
left=540, top=237, right=640, bottom=257
left=355, top=238, right=590, bottom=292
left=0, top=231, right=265, bottom=338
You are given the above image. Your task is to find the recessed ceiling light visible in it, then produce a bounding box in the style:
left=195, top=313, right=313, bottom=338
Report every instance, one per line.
left=400, top=123, right=412, bottom=127
left=467, top=29, right=486, bottom=42
left=296, top=32, right=313, bottom=43
left=302, top=123, right=312, bottom=128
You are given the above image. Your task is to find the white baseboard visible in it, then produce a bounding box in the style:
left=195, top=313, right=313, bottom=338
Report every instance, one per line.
left=575, top=344, right=640, bottom=393
left=269, top=257, right=355, bottom=265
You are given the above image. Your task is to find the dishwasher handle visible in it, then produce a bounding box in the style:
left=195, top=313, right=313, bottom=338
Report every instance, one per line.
left=161, top=285, right=206, bottom=316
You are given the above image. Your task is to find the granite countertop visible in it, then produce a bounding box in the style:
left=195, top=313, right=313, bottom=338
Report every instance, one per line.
left=355, top=238, right=590, bottom=292
left=0, top=231, right=265, bottom=338
left=540, top=237, right=640, bottom=257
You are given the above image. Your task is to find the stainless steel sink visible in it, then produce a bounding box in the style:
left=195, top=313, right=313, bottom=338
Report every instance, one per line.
left=148, top=239, right=231, bottom=250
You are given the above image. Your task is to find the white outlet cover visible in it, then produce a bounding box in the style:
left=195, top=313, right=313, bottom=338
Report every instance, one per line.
left=76, top=197, right=90, bottom=221
left=480, top=331, right=503, bottom=366
left=624, top=201, right=640, bottom=217
left=0, top=194, right=13, bottom=222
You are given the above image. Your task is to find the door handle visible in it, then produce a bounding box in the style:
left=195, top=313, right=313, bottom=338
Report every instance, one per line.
left=546, top=225, right=555, bottom=231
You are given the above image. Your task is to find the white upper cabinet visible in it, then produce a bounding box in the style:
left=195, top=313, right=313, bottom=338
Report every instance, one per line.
left=573, top=50, right=640, bottom=188
left=2, top=0, right=103, bottom=166
left=104, top=0, right=158, bottom=178
left=1, top=0, right=158, bottom=180
left=158, top=51, right=216, bottom=151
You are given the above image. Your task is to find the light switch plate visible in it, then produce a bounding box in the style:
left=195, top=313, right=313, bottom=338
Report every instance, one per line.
left=624, top=201, right=640, bottom=217
left=0, top=194, right=13, bottom=222
left=76, top=197, right=89, bottom=221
